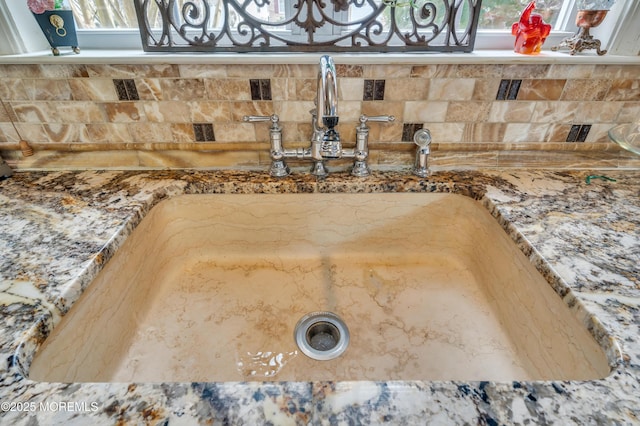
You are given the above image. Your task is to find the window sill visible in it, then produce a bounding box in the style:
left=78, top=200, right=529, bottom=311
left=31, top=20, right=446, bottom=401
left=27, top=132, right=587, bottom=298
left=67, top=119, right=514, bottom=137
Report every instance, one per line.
left=1, top=49, right=639, bottom=66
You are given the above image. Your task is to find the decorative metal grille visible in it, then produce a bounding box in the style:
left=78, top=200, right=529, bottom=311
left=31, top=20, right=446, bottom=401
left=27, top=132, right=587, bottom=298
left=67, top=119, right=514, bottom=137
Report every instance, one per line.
left=133, top=0, right=482, bottom=53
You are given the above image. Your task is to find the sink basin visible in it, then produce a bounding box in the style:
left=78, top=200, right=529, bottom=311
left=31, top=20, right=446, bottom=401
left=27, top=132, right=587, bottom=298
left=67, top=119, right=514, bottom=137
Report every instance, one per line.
left=29, top=193, right=610, bottom=382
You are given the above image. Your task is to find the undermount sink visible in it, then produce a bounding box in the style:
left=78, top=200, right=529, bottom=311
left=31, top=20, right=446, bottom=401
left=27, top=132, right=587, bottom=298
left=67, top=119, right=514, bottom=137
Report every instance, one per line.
left=29, top=193, right=610, bottom=382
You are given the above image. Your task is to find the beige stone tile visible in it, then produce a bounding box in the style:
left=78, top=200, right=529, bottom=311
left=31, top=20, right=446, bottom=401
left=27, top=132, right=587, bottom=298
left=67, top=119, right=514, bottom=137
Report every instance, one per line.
left=0, top=123, right=19, bottom=142
left=0, top=79, right=29, bottom=100
left=473, top=78, right=502, bottom=101
left=85, top=64, right=180, bottom=78
left=518, top=79, right=566, bottom=101
left=531, top=101, right=577, bottom=123
left=339, top=101, right=364, bottom=123
left=339, top=79, right=365, bottom=101
left=376, top=122, right=404, bottom=143
left=271, top=78, right=316, bottom=101
left=269, top=79, right=288, bottom=101
left=446, top=101, right=491, bottom=122
left=363, top=65, right=411, bottom=79
left=403, top=101, right=447, bottom=123
left=81, top=123, right=132, bottom=143
left=43, top=123, right=81, bottom=143
left=294, top=79, right=317, bottom=101
left=616, top=102, right=640, bottom=122
left=503, top=123, right=551, bottom=143
left=384, top=79, right=429, bottom=101
left=205, top=79, right=251, bottom=101
left=428, top=79, right=475, bottom=100
left=212, top=123, right=256, bottom=142
left=0, top=105, right=10, bottom=123
left=170, top=123, right=196, bottom=142
left=336, top=64, right=363, bottom=78
left=339, top=125, right=357, bottom=144
left=424, top=123, right=465, bottom=143
left=501, top=64, right=550, bottom=79
left=104, top=102, right=145, bottom=122
left=14, top=123, right=46, bottom=142
left=190, top=101, right=233, bottom=123
left=280, top=123, right=313, bottom=144
left=273, top=64, right=316, bottom=78
left=275, top=101, right=315, bottom=122
left=547, top=64, right=594, bottom=79
left=12, top=102, right=59, bottom=123
left=160, top=79, right=207, bottom=101
left=606, top=79, right=640, bottom=102
left=23, top=80, right=73, bottom=101
left=561, top=79, right=611, bottom=101
left=462, top=123, right=507, bottom=143
left=572, top=101, right=621, bottom=123
left=226, top=64, right=275, bottom=78
left=55, top=102, right=107, bottom=123
left=135, top=79, right=162, bottom=101
left=143, top=101, right=191, bottom=123
left=0, top=64, right=36, bottom=78
left=69, top=79, right=119, bottom=101
left=592, top=64, right=640, bottom=79
left=128, top=122, right=174, bottom=142
left=37, top=64, right=89, bottom=78
left=0, top=102, right=18, bottom=123
left=410, top=65, right=454, bottom=78
left=547, top=123, right=574, bottom=142
left=488, top=101, right=535, bottom=123
left=585, top=124, right=614, bottom=143
left=453, top=64, right=503, bottom=79
left=178, top=64, right=227, bottom=78
left=0, top=65, right=43, bottom=78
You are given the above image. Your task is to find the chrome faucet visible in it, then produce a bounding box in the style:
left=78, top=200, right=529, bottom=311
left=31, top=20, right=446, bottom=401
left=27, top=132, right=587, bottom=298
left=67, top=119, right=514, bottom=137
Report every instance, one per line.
left=312, top=55, right=341, bottom=173
left=244, top=55, right=394, bottom=178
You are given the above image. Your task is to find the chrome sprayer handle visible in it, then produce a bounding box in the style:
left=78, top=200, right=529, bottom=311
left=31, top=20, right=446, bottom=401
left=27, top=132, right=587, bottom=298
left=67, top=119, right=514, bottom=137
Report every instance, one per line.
left=412, top=128, right=432, bottom=178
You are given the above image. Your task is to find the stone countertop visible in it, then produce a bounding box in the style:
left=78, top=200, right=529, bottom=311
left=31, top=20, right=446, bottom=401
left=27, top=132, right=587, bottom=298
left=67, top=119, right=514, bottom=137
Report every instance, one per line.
left=0, top=169, right=638, bottom=425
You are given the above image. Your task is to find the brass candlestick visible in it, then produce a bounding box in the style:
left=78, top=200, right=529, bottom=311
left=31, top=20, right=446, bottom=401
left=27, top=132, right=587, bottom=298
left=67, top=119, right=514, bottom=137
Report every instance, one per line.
left=551, top=10, right=608, bottom=55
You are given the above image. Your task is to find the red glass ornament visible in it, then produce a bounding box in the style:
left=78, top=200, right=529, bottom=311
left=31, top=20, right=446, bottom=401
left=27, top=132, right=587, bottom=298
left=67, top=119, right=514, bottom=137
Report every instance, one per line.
left=511, top=2, right=552, bottom=54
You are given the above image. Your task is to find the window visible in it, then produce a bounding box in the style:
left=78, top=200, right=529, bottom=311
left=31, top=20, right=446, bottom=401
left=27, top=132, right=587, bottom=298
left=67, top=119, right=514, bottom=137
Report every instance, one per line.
left=70, top=0, right=568, bottom=31
left=0, top=0, right=638, bottom=55
left=126, top=0, right=484, bottom=52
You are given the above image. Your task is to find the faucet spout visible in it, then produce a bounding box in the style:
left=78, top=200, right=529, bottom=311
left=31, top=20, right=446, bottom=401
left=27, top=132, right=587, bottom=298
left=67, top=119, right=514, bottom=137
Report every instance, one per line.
left=316, top=55, right=339, bottom=130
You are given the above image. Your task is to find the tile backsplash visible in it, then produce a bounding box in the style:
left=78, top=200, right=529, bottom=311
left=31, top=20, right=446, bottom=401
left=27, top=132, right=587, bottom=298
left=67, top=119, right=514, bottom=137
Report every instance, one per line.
left=0, top=62, right=639, bottom=170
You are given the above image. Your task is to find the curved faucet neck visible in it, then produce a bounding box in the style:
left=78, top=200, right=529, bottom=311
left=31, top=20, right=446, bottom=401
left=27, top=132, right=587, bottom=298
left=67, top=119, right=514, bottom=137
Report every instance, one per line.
left=316, top=55, right=339, bottom=131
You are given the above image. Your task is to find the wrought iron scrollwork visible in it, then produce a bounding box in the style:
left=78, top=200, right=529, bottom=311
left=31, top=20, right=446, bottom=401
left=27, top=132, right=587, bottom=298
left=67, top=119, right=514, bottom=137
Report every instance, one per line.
left=134, top=0, right=482, bottom=53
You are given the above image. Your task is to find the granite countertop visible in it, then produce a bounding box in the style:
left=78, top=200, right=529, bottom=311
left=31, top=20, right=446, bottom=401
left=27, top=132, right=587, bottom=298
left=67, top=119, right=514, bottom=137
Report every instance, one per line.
left=0, top=169, right=638, bottom=425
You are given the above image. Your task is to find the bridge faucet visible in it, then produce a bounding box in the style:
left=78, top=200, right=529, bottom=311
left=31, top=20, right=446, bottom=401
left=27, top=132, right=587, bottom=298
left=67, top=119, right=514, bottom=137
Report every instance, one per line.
left=244, top=55, right=394, bottom=178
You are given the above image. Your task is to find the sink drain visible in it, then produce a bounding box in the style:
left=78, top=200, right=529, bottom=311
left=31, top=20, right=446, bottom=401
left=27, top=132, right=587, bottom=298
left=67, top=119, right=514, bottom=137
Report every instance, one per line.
left=294, top=312, right=349, bottom=361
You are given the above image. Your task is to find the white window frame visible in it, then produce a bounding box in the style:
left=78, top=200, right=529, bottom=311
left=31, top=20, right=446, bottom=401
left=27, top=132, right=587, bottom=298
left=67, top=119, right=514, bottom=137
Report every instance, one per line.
left=1, top=0, right=638, bottom=56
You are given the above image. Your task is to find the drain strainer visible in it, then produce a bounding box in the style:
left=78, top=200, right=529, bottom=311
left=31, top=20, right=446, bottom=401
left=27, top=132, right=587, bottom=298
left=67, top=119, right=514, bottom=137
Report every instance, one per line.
left=294, top=312, right=349, bottom=361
